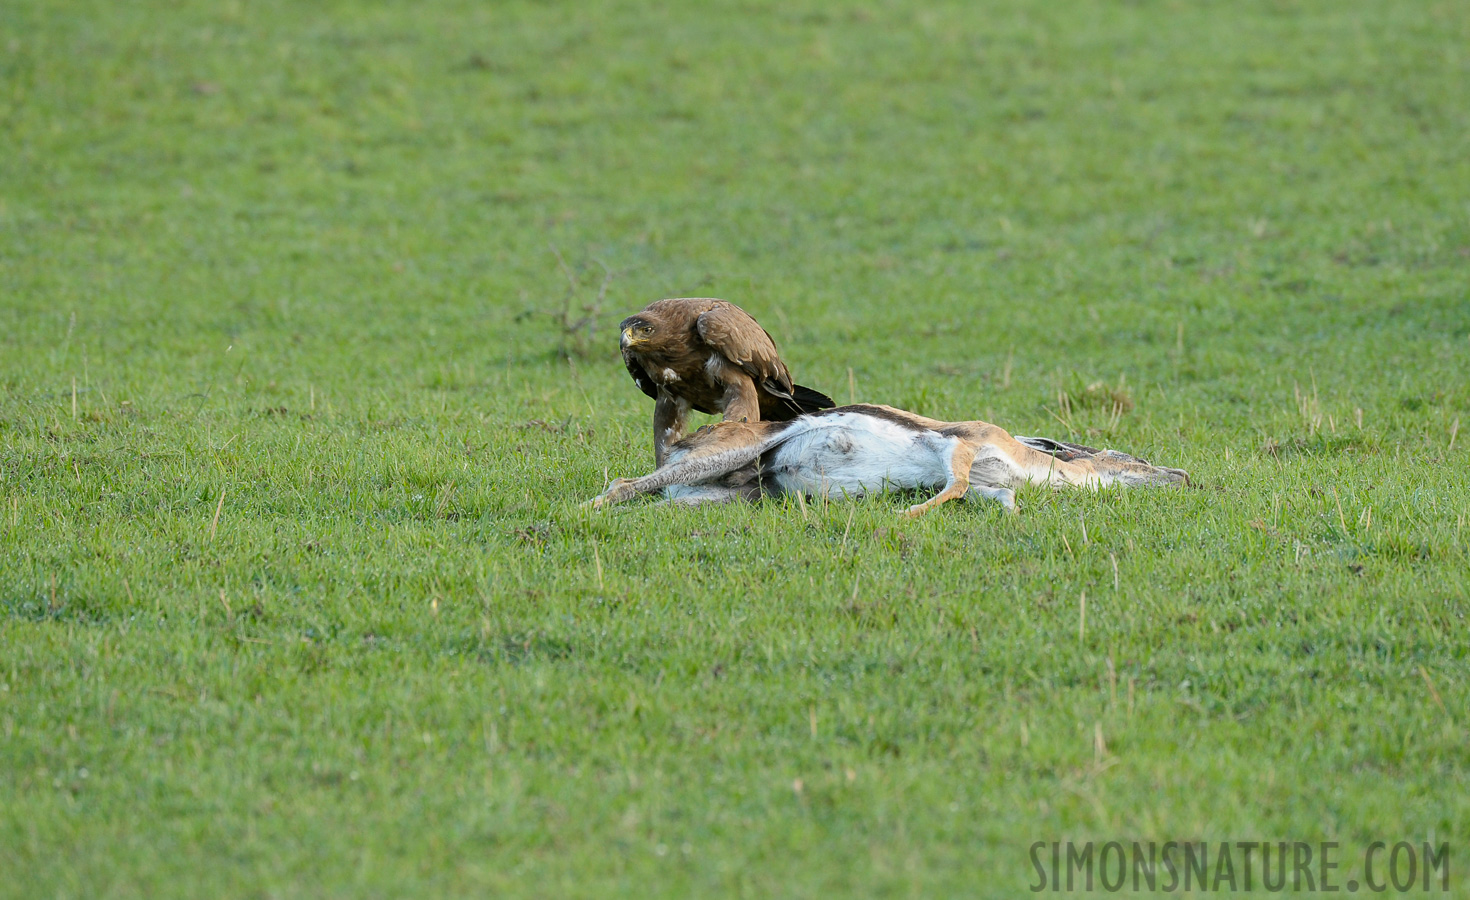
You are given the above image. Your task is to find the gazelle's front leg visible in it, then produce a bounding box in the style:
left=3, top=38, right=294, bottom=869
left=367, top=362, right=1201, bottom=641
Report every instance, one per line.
left=966, top=485, right=1018, bottom=512
left=652, top=392, right=691, bottom=467
left=588, top=421, right=780, bottom=510
left=656, top=484, right=748, bottom=506
left=903, top=440, right=979, bottom=518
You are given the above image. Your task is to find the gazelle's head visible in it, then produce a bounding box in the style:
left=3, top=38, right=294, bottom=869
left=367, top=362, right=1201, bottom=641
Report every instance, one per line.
left=1094, top=450, right=1190, bottom=487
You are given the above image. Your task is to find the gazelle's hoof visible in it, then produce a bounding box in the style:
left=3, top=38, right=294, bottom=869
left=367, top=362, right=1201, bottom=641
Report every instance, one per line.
left=587, top=478, right=636, bottom=510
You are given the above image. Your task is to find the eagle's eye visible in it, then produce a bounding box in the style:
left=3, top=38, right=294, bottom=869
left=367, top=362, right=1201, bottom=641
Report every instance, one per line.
left=641, top=325, right=655, bottom=335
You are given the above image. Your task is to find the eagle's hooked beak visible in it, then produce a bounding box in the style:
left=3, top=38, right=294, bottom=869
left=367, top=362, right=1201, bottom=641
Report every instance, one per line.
left=620, top=327, right=640, bottom=349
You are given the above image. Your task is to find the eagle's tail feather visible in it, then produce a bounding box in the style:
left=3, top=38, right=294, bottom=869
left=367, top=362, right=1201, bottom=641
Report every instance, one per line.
left=762, top=383, right=836, bottom=420
left=789, top=383, right=835, bottom=414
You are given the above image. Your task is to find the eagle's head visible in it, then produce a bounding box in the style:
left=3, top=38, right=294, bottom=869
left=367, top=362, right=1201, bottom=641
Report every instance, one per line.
left=619, top=314, right=659, bottom=350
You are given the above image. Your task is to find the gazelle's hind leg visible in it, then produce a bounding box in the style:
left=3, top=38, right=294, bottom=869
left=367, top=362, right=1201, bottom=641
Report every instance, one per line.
left=902, top=440, right=978, bottom=518
left=966, top=485, right=1017, bottom=512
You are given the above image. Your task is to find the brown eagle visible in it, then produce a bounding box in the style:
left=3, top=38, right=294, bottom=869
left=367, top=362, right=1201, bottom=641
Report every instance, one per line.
left=619, top=298, right=834, bottom=465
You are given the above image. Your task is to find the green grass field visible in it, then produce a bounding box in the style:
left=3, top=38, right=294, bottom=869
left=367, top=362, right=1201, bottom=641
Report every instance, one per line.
left=3, top=0, right=1469, bottom=895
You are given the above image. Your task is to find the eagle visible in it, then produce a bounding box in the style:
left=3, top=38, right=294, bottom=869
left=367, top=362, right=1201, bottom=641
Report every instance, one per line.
left=619, top=298, right=835, bottom=465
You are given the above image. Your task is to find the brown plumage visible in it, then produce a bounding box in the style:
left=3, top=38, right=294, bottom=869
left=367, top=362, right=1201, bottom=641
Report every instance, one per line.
left=619, top=298, right=834, bottom=465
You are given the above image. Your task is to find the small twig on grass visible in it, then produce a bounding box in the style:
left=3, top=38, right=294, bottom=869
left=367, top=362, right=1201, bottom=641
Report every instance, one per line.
left=209, top=488, right=226, bottom=540
left=534, top=245, right=615, bottom=359
left=433, top=483, right=458, bottom=520
left=551, top=244, right=579, bottom=294
left=1418, top=666, right=1451, bottom=722
left=1044, top=406, right=1073, bottom=435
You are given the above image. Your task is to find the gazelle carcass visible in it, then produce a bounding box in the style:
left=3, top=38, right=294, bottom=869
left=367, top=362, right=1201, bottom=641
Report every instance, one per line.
left=588, top=404, right=1189, bottom=516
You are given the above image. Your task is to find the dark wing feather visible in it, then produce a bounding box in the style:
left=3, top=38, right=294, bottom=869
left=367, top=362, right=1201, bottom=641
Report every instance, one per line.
left=695, top=303, right=796, bottom=398
left=622, top=354, right=658, bottom=401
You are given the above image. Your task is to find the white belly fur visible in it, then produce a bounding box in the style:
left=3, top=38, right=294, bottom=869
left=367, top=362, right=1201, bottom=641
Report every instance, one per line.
left=763, top=412, right=956, bottom=498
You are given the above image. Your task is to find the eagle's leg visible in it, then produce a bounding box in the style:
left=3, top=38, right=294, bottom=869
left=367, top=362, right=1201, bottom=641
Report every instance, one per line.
left=903, top=441, right=979, bottom=518
left=717, top=373, right=762, bottom=425
left=652, top=393, right=692, bottom=467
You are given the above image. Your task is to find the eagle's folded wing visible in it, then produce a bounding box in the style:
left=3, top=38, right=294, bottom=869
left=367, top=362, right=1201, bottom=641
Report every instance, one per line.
left=695, top=304, right=795, bottom=397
